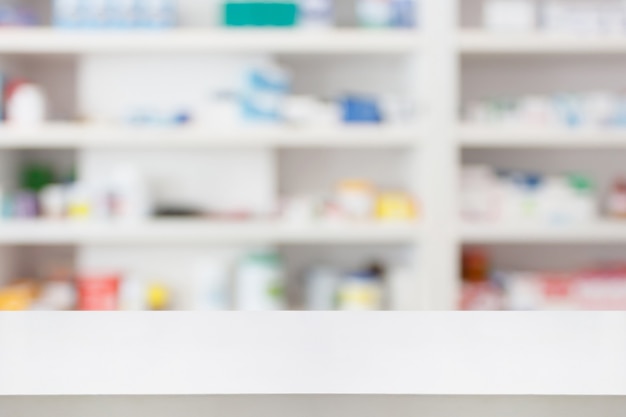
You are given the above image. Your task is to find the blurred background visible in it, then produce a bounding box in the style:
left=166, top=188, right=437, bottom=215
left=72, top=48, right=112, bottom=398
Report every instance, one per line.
left=1, top=0, right=626, bottom=311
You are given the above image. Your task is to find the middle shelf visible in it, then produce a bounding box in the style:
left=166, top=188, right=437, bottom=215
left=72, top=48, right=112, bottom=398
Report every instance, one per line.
left=0, top=124, right=422, bottom=149
left=0, top=220, right=419, bottom=245
left=462, top=221, right=626, bottom=244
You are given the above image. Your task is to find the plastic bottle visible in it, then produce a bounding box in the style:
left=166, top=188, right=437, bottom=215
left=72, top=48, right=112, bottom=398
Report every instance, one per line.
left=390, top=0, right=414, bottom=28
left=357, top=0, right=393, bottom=27
left=6, top=83, right=47, bottom=127
left=305, top=266, right=339, bottom=310
left=568, top=174, right=596, bottom=223
left=53, top=0, right=84, bottom=28
left=109, top=165, right=151, bottom=221
left=299, top=0, right=333, bottom=28
left=119, top=274, right=146, bottom=311
left=193, top=259, right=231, bottom=310
left=66, top=182, right=93, bottom=220
left=336, top=180, right=376, bottom=220
left=40, top=184, right=67, bottom=219
left=387, top=266, right=417, bottom=310
left=339, top=271, right=383, bottom=311
left=235, top=250, right=285, bottom=311
left=607, top=177, right=626, bottom=218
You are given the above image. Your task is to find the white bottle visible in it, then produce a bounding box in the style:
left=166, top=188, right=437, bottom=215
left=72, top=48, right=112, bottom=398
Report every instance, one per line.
left=110, top=165, right=151, bottom=221
left=235, top=250, right=285, bottom=311
left=6, top=84, right=47, bottom=127
left=305, top=266, right=339, bottom=310
left=120, top=274, right=146, bottom=311
left=387, top=267, right=417, bottom=311
left=40, top=184, right=67, bottom=219
left=299, top=0, right=333, bottom=28
left=483, top=0, right=536, bottom=32
left=339, top=272, right=384, bottom=311
left=54, top=0, right=83, bottom=28
left=193, top=260, right=231, bottom=311
left=357, top=0, right=393, bottom=27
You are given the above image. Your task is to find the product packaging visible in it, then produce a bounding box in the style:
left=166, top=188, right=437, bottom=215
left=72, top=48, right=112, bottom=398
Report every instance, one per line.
left=299, top=0, right=333, bottom=28
left=77, top=273, right=121, bottom=311
left=305, top=266, right=340, bottom=310
left=6, top=83, right=47, bottom=127
left=339, top=271, right=383, bottom=311
left=193, top=260, right=231, bottom=310
left=484, top=0, right=536, bottom=32
left=236, top=250, right=285, bottom=311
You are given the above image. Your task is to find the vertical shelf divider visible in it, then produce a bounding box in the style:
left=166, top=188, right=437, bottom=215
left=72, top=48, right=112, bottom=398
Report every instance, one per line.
left=416, top=0, right=460, bottom=309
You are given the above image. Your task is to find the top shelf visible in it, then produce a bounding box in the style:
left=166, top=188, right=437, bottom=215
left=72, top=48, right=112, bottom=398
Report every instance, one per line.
left=460, top=30, right=626, bottom=55
left=5, top=29, right=626, bottom=56
left=0, top=28, right=420, bottom=54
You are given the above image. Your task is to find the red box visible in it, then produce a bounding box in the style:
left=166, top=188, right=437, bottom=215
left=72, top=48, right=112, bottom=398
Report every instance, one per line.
left=77, top=274, right=121, bottom=311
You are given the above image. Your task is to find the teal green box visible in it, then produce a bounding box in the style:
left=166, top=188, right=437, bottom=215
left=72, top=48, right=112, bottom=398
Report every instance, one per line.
left=223, top=2, right=299, bottom=27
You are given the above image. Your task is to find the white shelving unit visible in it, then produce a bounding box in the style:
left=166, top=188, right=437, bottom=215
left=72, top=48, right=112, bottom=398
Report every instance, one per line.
left=0, top=123, right=422, bottom=149
left=0, top=220, right=418, bottom=245
left=3, top=2, right=626, bottom=413
left=461, top=221, right=626, bottom=244
left=460, top=30, right=626, bottom=54
left=3, top=0, right=626, bottom=311
left=0, top=2, right=439, bottom=309
left=0, top=28, right=419, bottom=54
left=459, top=124, right=626, bottom=148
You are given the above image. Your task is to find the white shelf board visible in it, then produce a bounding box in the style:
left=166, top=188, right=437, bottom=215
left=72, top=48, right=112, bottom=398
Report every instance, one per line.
left=0, top=220, right=419, bottom=245
left=1, top=312, right=625, bottom=395
left=462, top=221, right=626, bottom=244
left=460, top=30, right=626, bottom=54
left=459, top=124, right=626, bottom=148
left=0, top=28, right=419, bottom=54
left=0, top=123, right=421, bottom=149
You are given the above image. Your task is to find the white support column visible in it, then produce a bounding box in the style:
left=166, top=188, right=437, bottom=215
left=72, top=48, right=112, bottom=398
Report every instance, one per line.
left=417, top=0, right=460, bottom=309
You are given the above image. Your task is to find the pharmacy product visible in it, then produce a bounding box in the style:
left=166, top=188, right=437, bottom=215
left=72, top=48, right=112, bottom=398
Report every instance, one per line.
left=357, top=0, right=393, bottom=27
left=193, top=260, right=231, bottom=310
left=53, top=0, right=84, bottom=28
left=109, top=0, right=137, bottom=28
left=236, top=250, right=285, bottom=311
left=109, top=165, right=152, bottom=221
left=387, top=266, right=416, bottom=310
left=375, top=191, right=417, bottom=221
left=85, top=0, right=109, bottom=28
left=120, top=274, right=146, bottom=311
left=305, top=267, right=340, bottom=310
left=336, top=180, right=376, bottom=220
left=0, top=72, right=5, bottom=121
left=66, top=182, right=93, bottom=219
left=607, top=178, right=626, bottom=218
left=339, top=271, right=383, bottom=311
left=6, top=83, right=47, bottom=126
left=299, top=0, right=333, bottom=28
left=390, top=0, right=415, bottom=28
left=136, top=0, right=177, bottom=29
left=33, top=280, right=76, bottom=311
left=282, top=95, right=338, bottom=125
left=40, top=184, right=67, bottom=219
left=484, top=0, right=536, bottom=32
left=146, top=282, right=170, bottom=310
left=77, top=273, right=121, bottom=311
left=241, top=63, right=290, bottom=123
